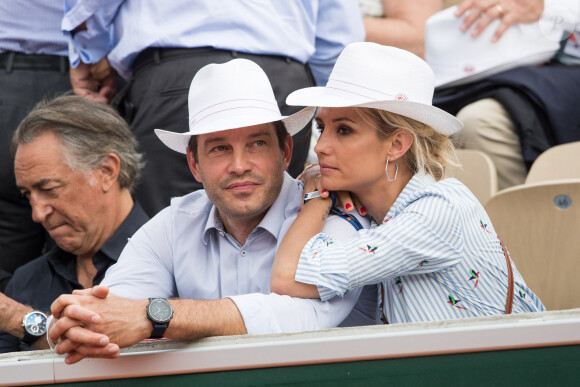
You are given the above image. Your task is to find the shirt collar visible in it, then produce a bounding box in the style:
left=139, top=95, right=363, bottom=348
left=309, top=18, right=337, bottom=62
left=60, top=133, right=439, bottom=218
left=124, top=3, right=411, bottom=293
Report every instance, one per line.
left=99, top=202, right=150, bottom=263
left=382, top=174, right=435, bottom=224
left=202, top=172, right=301, bottom=243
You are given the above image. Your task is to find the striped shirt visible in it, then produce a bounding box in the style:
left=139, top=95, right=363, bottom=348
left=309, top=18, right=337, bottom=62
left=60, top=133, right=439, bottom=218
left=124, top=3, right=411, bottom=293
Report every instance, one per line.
left=295, top=174, right=545, bottom=323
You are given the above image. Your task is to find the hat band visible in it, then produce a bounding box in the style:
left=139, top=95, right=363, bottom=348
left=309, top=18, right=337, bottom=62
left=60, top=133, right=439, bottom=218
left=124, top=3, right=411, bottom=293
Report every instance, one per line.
left=326, top=79, right=395, bottom=101
left=189, top=98, right=281, bottom=129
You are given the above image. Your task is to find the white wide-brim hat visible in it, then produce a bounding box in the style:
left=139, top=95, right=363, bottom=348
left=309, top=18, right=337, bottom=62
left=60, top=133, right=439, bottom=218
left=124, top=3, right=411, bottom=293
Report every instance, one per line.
left=286, top=42, right=462, bottom=136
left=155, top=59, right=316, bottom=154
left=425, top=2, right=571, bottom=89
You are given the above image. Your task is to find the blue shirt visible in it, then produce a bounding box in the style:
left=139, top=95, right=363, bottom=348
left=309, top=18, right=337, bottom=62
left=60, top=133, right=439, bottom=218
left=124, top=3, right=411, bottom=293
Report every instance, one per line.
left=61, top=0, right=365, bottom=83
left=296, top=174, right=546, bottom=323
left=0, top=0, right=68, bottom=55
left=102, top=173, right=375, bottom=334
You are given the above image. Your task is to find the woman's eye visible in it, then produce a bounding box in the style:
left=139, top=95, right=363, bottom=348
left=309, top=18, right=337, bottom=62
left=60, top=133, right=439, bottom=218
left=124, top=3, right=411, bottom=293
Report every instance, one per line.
left=338, top=125, right=352, bottom=136
left=315, top=123, right=324, bottom=133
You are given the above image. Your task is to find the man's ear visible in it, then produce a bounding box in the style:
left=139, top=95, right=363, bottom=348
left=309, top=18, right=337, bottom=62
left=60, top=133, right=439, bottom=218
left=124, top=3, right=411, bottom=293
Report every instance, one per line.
left=282, top=134, right=293, bottom=170
left=387, top=130, right=413, bottom=162
left=186, top=147, right=202, bottom=182
left=99, top=153, right=121, bottom=192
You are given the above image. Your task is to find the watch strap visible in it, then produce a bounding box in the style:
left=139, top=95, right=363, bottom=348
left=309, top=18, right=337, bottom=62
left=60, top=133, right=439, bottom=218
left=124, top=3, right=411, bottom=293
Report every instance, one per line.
left=21, top=329, right=40, bottom=346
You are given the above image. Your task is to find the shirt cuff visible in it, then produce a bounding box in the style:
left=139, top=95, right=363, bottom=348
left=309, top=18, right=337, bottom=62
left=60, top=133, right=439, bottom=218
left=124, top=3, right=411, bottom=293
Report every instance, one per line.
left=295, top=234, right=350, bottom=301
left=228, top=294, right=281, bottom=335
left=46, top=315, right=56, bottom=350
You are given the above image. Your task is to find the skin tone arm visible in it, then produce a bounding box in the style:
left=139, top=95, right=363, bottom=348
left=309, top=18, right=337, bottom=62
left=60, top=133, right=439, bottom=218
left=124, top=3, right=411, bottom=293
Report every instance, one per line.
left=49, top=286, right=247, bottom=364
left=0, top=292, right=50, bottom=349
left=364, top=0, right=443, bottom=58
left=270, top=177, right=335, bottom=299
left=456, top=0, right=544, bottom=41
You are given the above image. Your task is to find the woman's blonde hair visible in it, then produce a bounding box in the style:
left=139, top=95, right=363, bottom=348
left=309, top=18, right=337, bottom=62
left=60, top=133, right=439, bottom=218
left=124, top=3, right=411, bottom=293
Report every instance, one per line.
left=354, top=107, right=457, bottom=181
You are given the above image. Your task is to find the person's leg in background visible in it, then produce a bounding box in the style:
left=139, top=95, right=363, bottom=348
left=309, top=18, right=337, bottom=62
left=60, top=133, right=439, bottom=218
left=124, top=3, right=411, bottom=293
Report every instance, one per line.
left=454, top=98, right=528, bottom=190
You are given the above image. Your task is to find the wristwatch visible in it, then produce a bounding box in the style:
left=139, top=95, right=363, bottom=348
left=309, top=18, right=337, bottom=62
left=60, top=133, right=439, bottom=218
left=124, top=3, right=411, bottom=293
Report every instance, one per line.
left=146, top=298, right=173, bottom=339
left=21, top=311, right=48, bottom=346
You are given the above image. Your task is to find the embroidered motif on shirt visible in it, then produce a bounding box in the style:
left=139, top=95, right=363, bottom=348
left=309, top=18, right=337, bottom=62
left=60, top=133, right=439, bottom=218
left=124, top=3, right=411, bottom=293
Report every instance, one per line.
left=518, top=289, right=533, bottom=303
left=468, top=269, right=480, bottom=289
left=480, top=219, right=492, bottom=233
left=447, top=294, right=467, bottom=310
left=359, top=244, right=378, bottom=253
left=418, top=260, right=429, bottom=267
left=395, top=276, right=403, bottom=294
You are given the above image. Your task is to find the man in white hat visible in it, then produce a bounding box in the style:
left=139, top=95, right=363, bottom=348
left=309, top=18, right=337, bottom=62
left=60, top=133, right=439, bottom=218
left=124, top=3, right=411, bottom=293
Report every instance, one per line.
left=48, top=59, right=372, bottom=364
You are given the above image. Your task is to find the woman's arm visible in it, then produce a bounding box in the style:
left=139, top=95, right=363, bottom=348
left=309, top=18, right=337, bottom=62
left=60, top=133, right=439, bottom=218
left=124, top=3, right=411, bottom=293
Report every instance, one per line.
left=364, top=0, right=443, bottom=58
left=270, top=194, right=333, bottom=299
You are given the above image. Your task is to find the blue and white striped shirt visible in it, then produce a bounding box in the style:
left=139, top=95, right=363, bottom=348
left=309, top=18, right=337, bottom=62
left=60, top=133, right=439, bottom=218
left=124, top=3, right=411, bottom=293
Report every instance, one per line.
left=296, top=174, right=545, bottom=323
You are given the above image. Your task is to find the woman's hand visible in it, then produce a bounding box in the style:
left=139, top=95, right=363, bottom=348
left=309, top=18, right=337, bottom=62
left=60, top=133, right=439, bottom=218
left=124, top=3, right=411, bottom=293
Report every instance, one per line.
left=455, top=0, right=544, bottom=42
left=302, top=173, right=366, bottom=216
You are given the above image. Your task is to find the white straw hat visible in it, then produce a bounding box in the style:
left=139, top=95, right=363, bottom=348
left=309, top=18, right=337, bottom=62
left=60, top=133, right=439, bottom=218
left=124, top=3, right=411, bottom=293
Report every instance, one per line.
left=155, top=59, right=316, bottom=154
left=425, top=4, right=565, bottom=89
left=286, top=42, right=462, bottom=136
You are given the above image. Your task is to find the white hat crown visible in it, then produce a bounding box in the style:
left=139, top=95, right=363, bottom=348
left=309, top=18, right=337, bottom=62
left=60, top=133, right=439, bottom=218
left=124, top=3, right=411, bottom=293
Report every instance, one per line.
left=287, top=42, right=462, bottom=136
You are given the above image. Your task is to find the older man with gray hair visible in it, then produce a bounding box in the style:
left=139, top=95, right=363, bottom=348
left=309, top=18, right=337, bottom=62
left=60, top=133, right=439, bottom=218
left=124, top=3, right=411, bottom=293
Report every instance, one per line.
left=0, top=95, right=148, bottom=353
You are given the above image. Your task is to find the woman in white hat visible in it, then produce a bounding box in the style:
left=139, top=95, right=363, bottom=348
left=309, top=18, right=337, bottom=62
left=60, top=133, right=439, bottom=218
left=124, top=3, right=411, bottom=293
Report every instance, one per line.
left=270, top=42, right=544, bottom=323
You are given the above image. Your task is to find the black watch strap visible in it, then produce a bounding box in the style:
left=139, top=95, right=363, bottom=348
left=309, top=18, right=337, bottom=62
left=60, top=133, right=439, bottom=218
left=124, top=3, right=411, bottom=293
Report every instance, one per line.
left=150, top=322, right=168, bottom=339
left=21, top=330, right=40, bottom=346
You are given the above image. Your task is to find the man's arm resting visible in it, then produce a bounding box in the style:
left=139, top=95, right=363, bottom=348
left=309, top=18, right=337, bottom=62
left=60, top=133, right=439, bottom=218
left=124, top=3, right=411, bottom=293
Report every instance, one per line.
left=0, top=292, right=50, bottom=349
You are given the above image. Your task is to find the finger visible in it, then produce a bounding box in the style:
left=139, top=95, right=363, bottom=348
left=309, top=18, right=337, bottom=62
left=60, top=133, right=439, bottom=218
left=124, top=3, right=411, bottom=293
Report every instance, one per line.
left=59, top=324, right=110, bottom=348
left=455, top=0, right=475, bottom=17
left=336, top=191, right=354, bottom=212
left=72, top=288, right=92, bottom=296
left=89, top=285, right=110, bottom=299
left=491, top=15, right=515, bottom=42
left=471, top=7, right=500, bottom=38
left=352, top=195, right=367, bottom=217
left=62, top=304, right=102, bottom=324
left=49, top=315, right=96, bottom=344
left=297, top=164, right=320, bottom=182
left=459, top=0, right=496, bottom=32
left=64, top=345, right=120, bottom=365
left=51, top=294, right=82, bottom=319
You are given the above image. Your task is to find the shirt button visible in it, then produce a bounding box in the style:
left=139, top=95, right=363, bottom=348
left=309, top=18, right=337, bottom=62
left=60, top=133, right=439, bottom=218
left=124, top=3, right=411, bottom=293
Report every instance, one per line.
left=241, top=250, right=246, bottom=256
left=219, top=231, right=225, bottom=237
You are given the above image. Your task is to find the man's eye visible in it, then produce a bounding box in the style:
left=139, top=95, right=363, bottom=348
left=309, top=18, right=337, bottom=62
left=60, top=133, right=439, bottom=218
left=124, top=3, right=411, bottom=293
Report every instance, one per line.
left=255, top=140, right=265, bottom=146
left=211, top=145, right=226, bottom=152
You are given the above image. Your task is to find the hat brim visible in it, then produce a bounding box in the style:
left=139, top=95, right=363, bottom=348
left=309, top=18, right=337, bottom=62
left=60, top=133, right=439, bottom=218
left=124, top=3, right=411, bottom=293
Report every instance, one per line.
left=287, top=87, right=462, bottom=136
left=154, top=106, right=316, bottom=154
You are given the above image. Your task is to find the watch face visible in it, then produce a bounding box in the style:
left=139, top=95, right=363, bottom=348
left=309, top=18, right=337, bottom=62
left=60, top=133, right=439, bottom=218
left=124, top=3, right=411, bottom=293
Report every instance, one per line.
left=148, top=299, right=173, bottom=323
left=24, top=312, right=48, bottom=337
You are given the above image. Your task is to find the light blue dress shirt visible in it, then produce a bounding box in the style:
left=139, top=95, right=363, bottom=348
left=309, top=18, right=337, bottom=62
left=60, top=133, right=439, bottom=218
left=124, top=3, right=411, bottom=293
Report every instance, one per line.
left=296, top=174, right=546, bottom=323
left=62, top=0, right=365, bottom=84
left=0, top=0, right=68, bottom=55
left=102, top=173, right=373, bottom=334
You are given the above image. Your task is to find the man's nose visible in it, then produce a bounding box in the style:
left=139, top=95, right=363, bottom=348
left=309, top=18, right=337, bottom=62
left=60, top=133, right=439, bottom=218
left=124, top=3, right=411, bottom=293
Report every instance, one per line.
left=228, top=148, right=252, bottom=175
left=30, top=194, right=53, bottom=224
